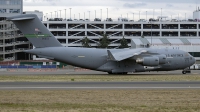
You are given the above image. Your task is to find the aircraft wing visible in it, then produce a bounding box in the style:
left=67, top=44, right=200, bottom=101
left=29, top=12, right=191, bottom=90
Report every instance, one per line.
left=107, top=49, right=148, bottom=61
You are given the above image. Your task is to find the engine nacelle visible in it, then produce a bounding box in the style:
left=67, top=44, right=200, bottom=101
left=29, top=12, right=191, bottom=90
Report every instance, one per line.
left=157, top=55, right=167, bottom=64
left=136, top=57, right=159, bottom=66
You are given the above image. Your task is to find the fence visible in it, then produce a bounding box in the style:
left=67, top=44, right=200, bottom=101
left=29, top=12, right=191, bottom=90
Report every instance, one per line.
left=0, top=65, right=57, bottom=69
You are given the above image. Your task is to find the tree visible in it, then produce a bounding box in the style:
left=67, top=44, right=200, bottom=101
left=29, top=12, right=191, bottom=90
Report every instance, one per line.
left=98, top=34, right=110, bottom=48
left=0, top=57, right=3, bottom=61
left=141, top=33, right=144, bottom=38
left=119, top=36, right=129, bottom=48
left=81, top=36, right=91, bottom=48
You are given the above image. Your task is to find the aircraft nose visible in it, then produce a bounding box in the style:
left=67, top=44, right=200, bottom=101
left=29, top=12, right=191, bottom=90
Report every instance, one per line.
left=192, top=57, right=196, bottom=64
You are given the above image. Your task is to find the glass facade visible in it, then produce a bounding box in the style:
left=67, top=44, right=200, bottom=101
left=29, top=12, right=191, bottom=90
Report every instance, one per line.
left=10, top=0, right=21, bottom=5
left=9, top=9, right=20, bottom=13
left=189, top=52, right=200, bottom=57
left=0, top=0, right=21, bottom=5
left=0, top=9, right=6, bottom=13
left=0, top=0, right=6, bottom=4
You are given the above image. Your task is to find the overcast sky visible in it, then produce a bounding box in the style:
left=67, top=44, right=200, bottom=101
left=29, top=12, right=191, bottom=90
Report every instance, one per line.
left=23, top=0, right=200, bottom=21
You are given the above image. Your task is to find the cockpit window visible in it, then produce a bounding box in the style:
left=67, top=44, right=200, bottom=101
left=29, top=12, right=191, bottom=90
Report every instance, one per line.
left=185, top=53, right=190, bottom=57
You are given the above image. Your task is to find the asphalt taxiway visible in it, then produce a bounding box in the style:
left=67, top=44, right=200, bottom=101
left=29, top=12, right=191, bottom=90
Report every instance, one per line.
left=0, top=82, right=200, bottom=90
left=0, top=69, right=200, bottom=75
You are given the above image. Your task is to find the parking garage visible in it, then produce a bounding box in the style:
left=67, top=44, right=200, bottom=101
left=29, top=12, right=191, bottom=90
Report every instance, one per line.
left=180, top=24, right=197, bottom=29
left=162, top=24, right=178, bottom=29
left=58, top=39, right=66, bottom=44
left=68, top=31, right=85, bottom=36
left=49, top=24, right=66, bottom=29
left=87, top=24, right=103, bottom=29
left=143, top=24, right=160, bottom=29
left=124, top=31, right=141, bottom=36
left=162, top=32, right=178, bottom=36
left=180, top=32, right=197, bottom=36
left=68, top=24, right=85, bottom=29
left=51, top=31, right=66, bottom=36
left=87, top=31, right=103, bottom=36
left=106, top=24, right=122, bottom=29
left=143, top=31, right=160, bottom=36
left=124, top=24, right=141, bottom=29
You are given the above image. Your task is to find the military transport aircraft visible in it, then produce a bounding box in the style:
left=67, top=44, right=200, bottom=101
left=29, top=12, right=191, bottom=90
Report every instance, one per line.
left=7, top=14, right=196, bottom=74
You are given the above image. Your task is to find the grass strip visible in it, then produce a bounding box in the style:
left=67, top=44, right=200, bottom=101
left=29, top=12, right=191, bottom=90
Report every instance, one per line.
left=0, top=90, right=199, bottom=112
left=0, top=74, right=200, bottom=82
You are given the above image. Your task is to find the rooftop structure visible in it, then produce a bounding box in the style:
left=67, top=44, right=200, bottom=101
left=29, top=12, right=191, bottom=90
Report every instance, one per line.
left=0, top=0, right=23, bottom=20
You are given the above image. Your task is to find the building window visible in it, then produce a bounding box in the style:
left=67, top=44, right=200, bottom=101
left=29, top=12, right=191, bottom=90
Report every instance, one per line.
left=189, top=52, right=200, bottom=57
left=0, top=0, right=6, bottom=5
left=10, top=9, right=20, bottom=13
left=10, top=0, right=21, bottom=5
left=0, top=0, right=21, bottom=5
left=0, top=9, right=6, bottom=13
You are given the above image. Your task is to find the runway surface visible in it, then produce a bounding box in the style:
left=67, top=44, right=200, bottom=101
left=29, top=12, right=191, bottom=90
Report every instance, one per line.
left=0, top=82, right=200, bottom=90
left=1, top=69, right=200, bottom=75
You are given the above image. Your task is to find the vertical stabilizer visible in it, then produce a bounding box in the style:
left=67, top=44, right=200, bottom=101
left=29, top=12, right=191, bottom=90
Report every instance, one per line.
left=7, top=14, right=62, bottom=48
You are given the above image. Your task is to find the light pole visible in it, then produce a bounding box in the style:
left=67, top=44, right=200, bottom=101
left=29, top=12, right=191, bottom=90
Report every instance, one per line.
left=178, top=13, right=179, bottom=21
left=161, top=8, right=162, bottom=21
left=107, top=8, right=108, bottom=19
left=69, top=8, right=72, bottom=19
left=84, top=12, right=85, bottom=20
left=95, top=10, right=96, bottom=19
left=146, top=11, right=147, bottom=21
left=59, top=10, right=61, bottom=18
left=57, top=10, right=58, bottom=18
left=100, top=9, right=102, bottom=20
left=149, top=21, right=153, bottom=46
left=151, top=22, right=152, bottom=46
left=64, top=9, right=66, bottom=20
left=54, top=11, right=56, bottom=18
left=46, top=13, right=48, bottom=21
left=139, top=11, right=140, bottom=20
left=88, top=11, right=90, bottom=20
left=153, top=9, right=154, bottom=19
left=185, top=13, right=186, bottom=20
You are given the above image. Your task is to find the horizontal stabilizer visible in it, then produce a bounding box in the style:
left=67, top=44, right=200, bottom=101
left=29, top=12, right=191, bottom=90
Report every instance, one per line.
left=8, top=17, right=35, bottom=21
left=37, top=55, right=54, bottom=60
left=107, top=49, right=147, bottom=61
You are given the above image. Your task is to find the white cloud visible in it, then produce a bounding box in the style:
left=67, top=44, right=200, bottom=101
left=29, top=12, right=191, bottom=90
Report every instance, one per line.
left=23, top=0, right=199, bottom=21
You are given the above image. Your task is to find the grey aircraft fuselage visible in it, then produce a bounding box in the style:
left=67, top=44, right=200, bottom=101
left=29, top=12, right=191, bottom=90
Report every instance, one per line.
left=25, top=47, right=195, bottom=73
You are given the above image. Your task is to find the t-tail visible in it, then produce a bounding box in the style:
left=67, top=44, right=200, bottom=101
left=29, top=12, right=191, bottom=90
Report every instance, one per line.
left=7, top=14, right=62, bottom=48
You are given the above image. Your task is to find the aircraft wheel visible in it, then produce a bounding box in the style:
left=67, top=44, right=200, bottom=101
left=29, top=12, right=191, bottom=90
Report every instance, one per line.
left=182, top=71, right=186, bottom=74
left=108, top=72, right=113, bottom=74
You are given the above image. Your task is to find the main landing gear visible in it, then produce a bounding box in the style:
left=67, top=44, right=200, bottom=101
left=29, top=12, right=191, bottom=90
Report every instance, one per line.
left=182, top=69, right=191, bottom=74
